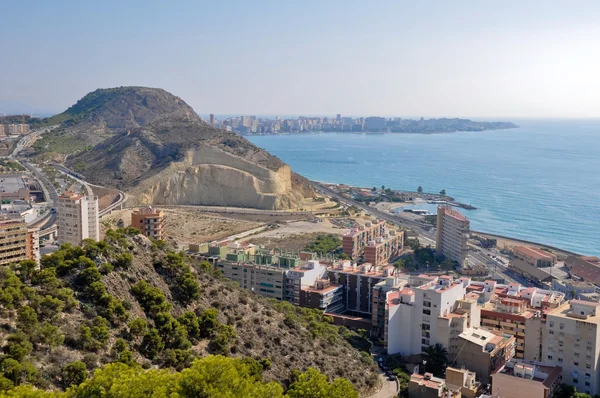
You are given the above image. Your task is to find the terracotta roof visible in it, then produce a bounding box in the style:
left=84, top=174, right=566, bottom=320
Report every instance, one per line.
left=566, top=256, right=600, bottom=286
left=439, top=206, right=468, bottom=222
left=513, top=246, right=555, bottom=260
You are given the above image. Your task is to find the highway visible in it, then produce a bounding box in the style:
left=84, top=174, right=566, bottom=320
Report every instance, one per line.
left=10, top=125, right=58, bottom=158
left=312, top=182, right=436, bottom=241
left=21, top=160, right=57, bottom=230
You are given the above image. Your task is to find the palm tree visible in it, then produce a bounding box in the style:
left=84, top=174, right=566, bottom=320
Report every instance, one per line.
left=422, top=343, right=448, bottom=377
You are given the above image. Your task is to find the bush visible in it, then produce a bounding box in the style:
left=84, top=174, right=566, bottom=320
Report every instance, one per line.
left=128, top=318, right=148, bottom=337
left=99, top=263, right=114, bottom=275
left=60, top=361, right=88, bottom=388
left=114, top=252, right=134, bottom=269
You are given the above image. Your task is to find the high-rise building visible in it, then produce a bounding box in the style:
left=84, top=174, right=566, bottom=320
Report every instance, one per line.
left=209, top=114, right=215, bottom=126
left=56, top=192, right=99, bottom=245
left=436, top=206, right=470, bottom=265
left=365, top=117, right=386, bottom=130
left=542, top=300, right=600, bottom=396
left=0, top=216, right=31, bottom=265
left=0, top=125, right=5, bottom=137
left=336, top=114, right=341, bottom=121
left=131, top=207, right=165, bottom=240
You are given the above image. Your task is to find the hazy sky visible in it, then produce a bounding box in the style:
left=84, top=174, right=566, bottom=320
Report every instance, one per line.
left=1, top=0, right=600, bottom=118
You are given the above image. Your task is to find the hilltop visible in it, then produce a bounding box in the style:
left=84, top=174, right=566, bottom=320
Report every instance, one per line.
left=30, top=87, right=313, bottom=210
left=0, top=230, right=378, bottom=395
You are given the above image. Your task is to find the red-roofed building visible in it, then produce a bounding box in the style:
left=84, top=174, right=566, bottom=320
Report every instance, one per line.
left=512, top=246, right=557, bottom=268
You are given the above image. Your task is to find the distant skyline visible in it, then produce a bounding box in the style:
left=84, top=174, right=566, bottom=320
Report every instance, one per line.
left=2, top=1, right=600, bottom=118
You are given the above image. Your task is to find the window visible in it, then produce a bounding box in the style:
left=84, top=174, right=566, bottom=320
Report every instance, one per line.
left=549, top=321, right=554, bottom=327
left=549, top=330, right=555, bottom=335
left=574, top=362, right=579, bottom=367
left=560, top=323, right=565, bottom=330
left=586, top=364, right=591, bottom=369
left=585, top=382, right=591, bottom=387
left=558, top=358, right=563, bottom=363
left=424, top=301, right=432, bottom=308
left=573, top=379, right=579, bottom=384
left=423, top=309, right=431, bottom=315
left=548, top=355, right=553, bottom=360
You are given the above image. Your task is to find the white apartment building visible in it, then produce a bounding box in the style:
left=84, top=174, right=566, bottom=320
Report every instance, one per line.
left=386, top=275, right=476, bottom=356
left=542, top=300, right=600, bottom=396
left=436, top=206, right=470, bottom=265
left=56, top=192, right=99, bottom=245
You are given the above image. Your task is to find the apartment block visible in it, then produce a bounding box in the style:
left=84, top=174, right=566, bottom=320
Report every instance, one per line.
left=299, top=278, right=344, bottom=312
left=342, top=219, right=386, bottom=259
left=371, top=277, right=408, bottom=341
left=0, top=216, right=30, bottom=265
left=470, top=281, right=564, bottom=361
left=512, top=246, right=557, bottom=268
left=363, top=229, right=404, bottom=266
left=552, top=279, right=597, bottom=300
left=542, top=300, right=600, bottom=396
left=216, top=261, right=287, bottom=300
left=0, top=125, right=5, bottom=137
left=436, top=206, right=469, bottom=265
left=327, top=260, right=398, bottom=316
left=491, top=359, right=562, bottom=398
left=285, top=260, right=330, bottom=305
left=56, top=192, right=99, bottom=245
left=131, top=207, right=165, bottom=240
left=26, top=227, right=40, bottom=264
left=454, top=328, right=516, bottom=384
left=386, top=275, right=475, bottom=356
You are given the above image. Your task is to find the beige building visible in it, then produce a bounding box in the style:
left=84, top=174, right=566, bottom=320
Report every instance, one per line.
left=217, top=261, right=287, bottom=300
left=56, top=192, right=99, bottom=245
left=131, top=207, right=165, bottom=240
left=542, top=300, right=600, bottom=396
left=26, top=227, right=40, bottom=264
left=0, top=216, right=31, bottom=265
left=436, top=206, right=469, bottom=265
left=454, top=328, right=516, bottom=384
left=445, top=367, right=480, bottom=398
left=491, top=360, right=562, bottom=398
left=512, top=246, right=557, bottom=268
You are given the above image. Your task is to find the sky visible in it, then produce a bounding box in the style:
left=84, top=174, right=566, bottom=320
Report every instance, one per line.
left=1, top=0, right=600, bottom=118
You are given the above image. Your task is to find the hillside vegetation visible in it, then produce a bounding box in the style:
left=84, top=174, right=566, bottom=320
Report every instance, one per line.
left=0, top=229, right=378, bottom=396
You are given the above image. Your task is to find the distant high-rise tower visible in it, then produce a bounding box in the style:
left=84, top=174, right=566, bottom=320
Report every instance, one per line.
left=336, top=114, right=342, bottom=121
left=56, top=192, right=99, bottom=245
left=209, top=114, right=215, bottom=126
left=436, top=206, right=469, bottom=265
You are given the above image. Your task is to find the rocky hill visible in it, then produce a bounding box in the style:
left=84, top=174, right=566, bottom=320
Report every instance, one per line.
left=0, top=230, right=378, bottom=395
left=32, top=86, right=312, bottom=210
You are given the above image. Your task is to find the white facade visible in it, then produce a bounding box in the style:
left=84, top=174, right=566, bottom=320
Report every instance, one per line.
left=542, top=301, right=600, bottom=396
left=56, top=193, right=99, bottom=245
left=387, top=276, right=472, bottom=356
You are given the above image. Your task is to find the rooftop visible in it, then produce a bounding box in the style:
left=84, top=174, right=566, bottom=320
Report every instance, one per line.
left=0, top=176, right=26, bottom=193
left=493, top=360, right=562, bottom=388
left=565, top=255, right=600, bottom=287
left=509, top=259, right=555, bottom=282
left=439, top=205, right=468, bottom=222
left=513, top=246, right=556, bottom=260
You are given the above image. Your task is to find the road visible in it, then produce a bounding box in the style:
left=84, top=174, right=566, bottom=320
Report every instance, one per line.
left=366, top=374, right=399, bottom=398
left=21, top=160, right=58, bottom=230
left=312, top=182, right=436, bottom=241
left=10, top=125, right=58, bottom=158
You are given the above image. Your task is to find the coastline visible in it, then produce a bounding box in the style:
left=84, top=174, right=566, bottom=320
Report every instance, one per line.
left=243, top=127, right=518, bottom=137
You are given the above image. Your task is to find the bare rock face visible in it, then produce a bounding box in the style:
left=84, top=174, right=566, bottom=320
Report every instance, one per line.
left=62, top=88, right=313, bottom=210
left=126, top=146, right=307, bottom=210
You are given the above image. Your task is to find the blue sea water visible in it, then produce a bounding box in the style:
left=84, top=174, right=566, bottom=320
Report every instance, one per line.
left=247, top=119, right=600, bottom=256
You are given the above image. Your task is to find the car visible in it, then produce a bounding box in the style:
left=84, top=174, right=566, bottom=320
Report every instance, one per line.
left=388, top=375, right=395, bottom=381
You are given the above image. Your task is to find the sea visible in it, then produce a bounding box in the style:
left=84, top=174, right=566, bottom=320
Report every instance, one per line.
left=247, top=119, right=600, bottom=257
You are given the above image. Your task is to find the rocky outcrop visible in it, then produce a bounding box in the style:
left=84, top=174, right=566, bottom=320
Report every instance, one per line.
left=60, top=88, right=313, bottom=210
left=126, top=146, right=307, bottom=209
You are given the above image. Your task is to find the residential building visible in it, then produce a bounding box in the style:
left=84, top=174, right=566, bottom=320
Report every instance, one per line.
left=476, top=283, right=564, bottom=361
left=454, top=328, right=516, bottom=384
left=299, top=278, right=344, bottom=312
left=386, top=275, right=474, bottom=356
left=542, top=300, right=600, bottom=396
left=436, top=206, right=470, bottom=265
left=217, top=261, right=287, bottom=300
left=491, top=360, right=562, bottom=398
left=408, top=372, right=455, bottom=398
left=0, top=216, right=30, bottom=265
left=371, top=277, right=408, bottom=341
left=0, top=176, right=30, bottom=203
left=7, top=124, right=29, bottom=135
left=363, top=229, right=404, bottom=266
left=26, top=227, right=40, bottom=264
left=327, top=260, right=399, bottom=317
left=285, top=260, right=329, bottom=304
left=131, top=207, right=165, bottom=240
left=342, top=219, right=386, bottom=259
left=0, top=125, right=5, bottom=137
left=56, top=192, right=99, bottom=245
left=445, top=367, right=480, bottom=398
left=512, top=246, right=557, bottom=268
left=209, top=114, right=215, bottom=126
